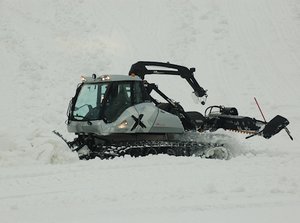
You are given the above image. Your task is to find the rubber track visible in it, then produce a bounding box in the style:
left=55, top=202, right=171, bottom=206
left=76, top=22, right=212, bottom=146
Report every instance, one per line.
left=79, top=140, right=228, bottom=160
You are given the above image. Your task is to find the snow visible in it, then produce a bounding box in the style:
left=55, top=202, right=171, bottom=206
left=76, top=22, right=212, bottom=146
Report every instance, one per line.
left=0, top=0, right=300, bottom=222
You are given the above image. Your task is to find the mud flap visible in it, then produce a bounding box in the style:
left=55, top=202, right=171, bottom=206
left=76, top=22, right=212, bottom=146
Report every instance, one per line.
left=262, top=115, right=289, bottom=139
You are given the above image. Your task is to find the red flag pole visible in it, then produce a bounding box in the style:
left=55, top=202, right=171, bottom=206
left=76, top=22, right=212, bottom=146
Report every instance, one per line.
left=254, top=97, right=267, bottom=122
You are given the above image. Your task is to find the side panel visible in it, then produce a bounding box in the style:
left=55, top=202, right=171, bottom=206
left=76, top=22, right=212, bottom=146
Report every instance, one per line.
left=150, top=109, right=184, bottom=133
left=108, top=102, right=185, bottom=134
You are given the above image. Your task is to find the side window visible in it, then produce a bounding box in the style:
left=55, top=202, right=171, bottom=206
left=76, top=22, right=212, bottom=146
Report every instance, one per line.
left=133, top=81, right=150, bottom=104
left=133, top=82, right=143, bottom=104
left=104, top=82, right=132, bottom=123
left=124, top=84, right=131, bottom=100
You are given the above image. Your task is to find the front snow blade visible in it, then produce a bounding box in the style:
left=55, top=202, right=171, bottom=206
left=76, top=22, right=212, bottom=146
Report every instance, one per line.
left=262, top=115, right=289, bottom=139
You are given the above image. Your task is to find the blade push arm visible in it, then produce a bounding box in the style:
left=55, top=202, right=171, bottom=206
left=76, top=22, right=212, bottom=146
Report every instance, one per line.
left=129, top=61, right=207, bottom=99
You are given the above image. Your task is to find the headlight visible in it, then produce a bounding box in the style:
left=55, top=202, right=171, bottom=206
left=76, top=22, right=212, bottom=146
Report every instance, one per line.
left=118, top=120, right=128, bottom=129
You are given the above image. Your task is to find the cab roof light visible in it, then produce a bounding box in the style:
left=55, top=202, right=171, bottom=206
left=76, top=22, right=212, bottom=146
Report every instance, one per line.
left=100, top=75, right=110, bottom=81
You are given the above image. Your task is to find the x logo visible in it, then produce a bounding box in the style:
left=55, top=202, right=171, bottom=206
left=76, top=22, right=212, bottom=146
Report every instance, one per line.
left=131, top=114, right=146, bottom=131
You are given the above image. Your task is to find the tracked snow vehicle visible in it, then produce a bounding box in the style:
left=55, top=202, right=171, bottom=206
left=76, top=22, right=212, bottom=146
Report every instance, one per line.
left=57, top=61, right=291, bottom=159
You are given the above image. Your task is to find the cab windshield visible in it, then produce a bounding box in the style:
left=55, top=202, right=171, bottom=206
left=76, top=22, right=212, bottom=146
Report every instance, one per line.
left=72, top=81, right=148, bottom=122
left=72, top=83, right=108, bottom=121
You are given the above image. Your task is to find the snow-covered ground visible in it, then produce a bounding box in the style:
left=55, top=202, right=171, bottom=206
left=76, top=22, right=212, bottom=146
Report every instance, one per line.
left=0, top=0, right=299, bottom=222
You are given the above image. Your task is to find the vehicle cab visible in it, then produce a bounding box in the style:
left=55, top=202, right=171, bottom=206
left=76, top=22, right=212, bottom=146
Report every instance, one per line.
left=67, top=74, right=184, bottom=136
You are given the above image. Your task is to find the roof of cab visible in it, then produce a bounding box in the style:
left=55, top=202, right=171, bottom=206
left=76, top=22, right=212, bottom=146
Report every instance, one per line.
left=81, top=74, right=142, bottom=83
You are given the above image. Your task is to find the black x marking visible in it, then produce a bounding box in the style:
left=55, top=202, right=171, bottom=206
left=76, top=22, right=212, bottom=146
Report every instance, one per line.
left=131, top=114, right=146, bottom=131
